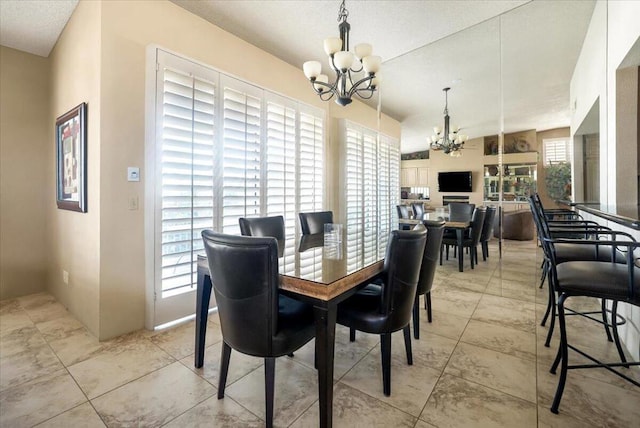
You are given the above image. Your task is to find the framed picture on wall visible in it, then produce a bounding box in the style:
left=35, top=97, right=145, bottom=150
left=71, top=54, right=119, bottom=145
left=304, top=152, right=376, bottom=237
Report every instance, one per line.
left=56, top=103, right=87, bottom=212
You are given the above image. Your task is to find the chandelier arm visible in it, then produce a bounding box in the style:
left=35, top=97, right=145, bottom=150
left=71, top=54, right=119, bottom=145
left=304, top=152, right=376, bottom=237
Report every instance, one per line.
left=319, top=91, right=336, bottom=102
left=353, top=89, right=375, bottom=100
left=347, top=75, right=374, bottom=98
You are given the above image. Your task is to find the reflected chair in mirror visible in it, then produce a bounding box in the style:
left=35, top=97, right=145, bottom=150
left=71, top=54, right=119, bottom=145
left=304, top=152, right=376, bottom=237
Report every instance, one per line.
left=479, top=206, right=497, bottom=261
left=412, top=221, right=445, bottom=339
left=201, top=231, right=315, bottom=428
left=396, top=205, right=412, bottom=230
left=443, top=202, right=476, bottom=240
left=441, top=207, right=486, bottom=269
left=339, top=229, right=426, bottom=396
left=411, top=203, right=425, bottom=221
left=239, top=215, right=286, bottom=258
left=448, top=202, right=476, bottom=221
left=299, top=211, right=333, bottom=235
left=540, top=233, right=640, bottom=414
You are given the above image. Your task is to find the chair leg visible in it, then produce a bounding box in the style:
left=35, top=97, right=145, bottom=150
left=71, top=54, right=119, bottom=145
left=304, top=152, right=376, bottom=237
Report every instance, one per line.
left=446, top=244, right=450, bottom=261
left=350, top=327, right=356, bottom=342
left=426, top=292, right=432, bottom=323
left=265, top=357, right=276, bottom=428
left=218, top=342, right=232, bottom=399
left=541, top=266, right=553, bottom=326
left=601, top=299, right=613, bottom=342
left=550, top=293, right=569, bottom=414
left=470, top=247, right=475, bottom=269
left=287, top=353, right=294, bottom=357
left=482, top=242, right=487, bottom=261
left=611, top=301, right=629, bottom=366
left=544, top=289, right=557, bottom=347
left=439, top=245, right=443, bottom=265
left=413, top=294, right=420, bottom=340
left=381, top=333, right=392, bottom=396
left=403, top=325, right=413, bottom=365
left=539, top=259, right=548, bottom=289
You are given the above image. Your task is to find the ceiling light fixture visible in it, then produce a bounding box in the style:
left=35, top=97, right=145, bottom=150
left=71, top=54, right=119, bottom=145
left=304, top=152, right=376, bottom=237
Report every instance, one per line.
left=302, top=0, right=381, bottom=106
left=430, top=87, right=468, bottom=157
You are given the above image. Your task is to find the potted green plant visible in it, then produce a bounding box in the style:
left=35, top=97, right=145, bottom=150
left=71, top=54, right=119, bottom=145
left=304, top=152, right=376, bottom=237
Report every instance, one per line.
left=544, top=162, right=572, bottom=201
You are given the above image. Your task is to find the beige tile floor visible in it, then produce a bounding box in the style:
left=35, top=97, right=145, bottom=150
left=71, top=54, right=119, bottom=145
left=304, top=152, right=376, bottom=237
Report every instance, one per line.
left=1, top=240, right=639, bottom=427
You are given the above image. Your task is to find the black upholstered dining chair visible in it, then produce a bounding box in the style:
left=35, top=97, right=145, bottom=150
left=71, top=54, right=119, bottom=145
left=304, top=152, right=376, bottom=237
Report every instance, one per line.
left=239, top=215, right=286, bottom=257
left=201, top=231, right=315, bottom=428
left=443, top=202, right=476, bottom=240
left=299, top=211, right=333, bottom=235
left=412, top=220, right=445, bottom=339
left=339, top=229, right=426, bottom=396
left=479, top=206, right=497, bottom=261
left=411, top=202, right=425, bottom=220
left=448, top=202, right=476, bottom=221
left=541, top=234, right=639, bottom=414
left=396, top=205, right=412, bottom=230
left=441, top=207, right=486, bottom=269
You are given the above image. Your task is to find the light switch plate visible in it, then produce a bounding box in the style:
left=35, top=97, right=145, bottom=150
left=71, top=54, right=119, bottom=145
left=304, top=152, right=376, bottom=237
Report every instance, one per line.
left=127, top=167, right=140, bottom=182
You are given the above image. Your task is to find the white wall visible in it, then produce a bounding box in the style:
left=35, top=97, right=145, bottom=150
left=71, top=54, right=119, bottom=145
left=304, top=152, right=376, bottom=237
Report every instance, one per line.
left=570, top=0, right=640, bottom=360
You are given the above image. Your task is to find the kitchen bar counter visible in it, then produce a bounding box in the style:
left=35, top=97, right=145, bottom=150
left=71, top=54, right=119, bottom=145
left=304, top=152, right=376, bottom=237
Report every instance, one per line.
left=565, top=202, right=640, bottom=230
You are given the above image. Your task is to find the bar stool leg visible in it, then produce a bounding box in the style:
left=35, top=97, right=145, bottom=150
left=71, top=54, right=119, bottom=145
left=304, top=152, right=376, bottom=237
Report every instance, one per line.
left=601, top=299, right=613, bottom=342
left=611, top=301, right=629, bottom=367
left=551, top=293, right=569, bottom=414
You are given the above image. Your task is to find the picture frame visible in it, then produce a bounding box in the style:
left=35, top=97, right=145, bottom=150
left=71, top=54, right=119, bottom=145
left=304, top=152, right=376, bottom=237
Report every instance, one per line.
left=56, top=103, right=87, bottom=212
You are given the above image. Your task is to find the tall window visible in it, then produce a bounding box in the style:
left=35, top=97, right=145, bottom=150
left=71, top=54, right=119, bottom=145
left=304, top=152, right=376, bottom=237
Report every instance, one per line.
left=155, top=51, right=324, bottom=298
left=344, top=121, right=400, bottom=269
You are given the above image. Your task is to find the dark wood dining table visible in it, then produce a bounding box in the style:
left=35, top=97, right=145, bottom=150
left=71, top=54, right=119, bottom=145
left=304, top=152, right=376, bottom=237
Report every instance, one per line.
left=399, top=212, right=471, bottom=272
left=194, top=232, right=384, bottom=428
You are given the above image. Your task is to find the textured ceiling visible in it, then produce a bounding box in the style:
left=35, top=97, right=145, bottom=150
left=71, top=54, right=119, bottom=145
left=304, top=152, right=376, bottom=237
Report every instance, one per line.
left=0, top=0, right=596, bottom=153
left=0, top=0, right=78, bottom=57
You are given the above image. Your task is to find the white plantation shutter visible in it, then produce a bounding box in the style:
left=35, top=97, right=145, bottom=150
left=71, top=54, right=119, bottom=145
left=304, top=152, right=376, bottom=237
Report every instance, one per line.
left=345, top=126, right=364, bottom=270
left=362, top=133, right=378, bottom=265
left=153, top=51, right=325, bottom=307
left=377, top=137, right=390, bottom=259
left=157, top=55, right=217, bottom=297
left=389, top=140, right=401, bottom=228
left=221, top=79, right=262, bottom=235
left=297, top=106, right=325, bottom=278
left=344, top=121, right=400, bottom=269
left=265, top=95, right=297, bottom=274
left=543, top=138, right=571, bottom=165
left=299, top=109, right=324, bottom=213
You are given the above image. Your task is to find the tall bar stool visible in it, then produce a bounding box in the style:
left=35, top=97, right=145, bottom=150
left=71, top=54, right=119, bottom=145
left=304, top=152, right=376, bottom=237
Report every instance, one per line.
left=541, top=233, right=640, bottom=414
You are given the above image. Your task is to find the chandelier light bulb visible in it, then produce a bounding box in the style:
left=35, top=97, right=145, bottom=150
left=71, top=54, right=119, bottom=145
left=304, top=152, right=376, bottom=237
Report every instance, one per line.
left=433, top=126, right=442, bottom=134
left=323, top=37, right=343, bottom=55
left=334, top=51, right=355, bottom=71
left=303, top=61, right=322, bottom=79
left=362, top=55, right=381, bottom=74
left=354, top=43, right=372, bottom=59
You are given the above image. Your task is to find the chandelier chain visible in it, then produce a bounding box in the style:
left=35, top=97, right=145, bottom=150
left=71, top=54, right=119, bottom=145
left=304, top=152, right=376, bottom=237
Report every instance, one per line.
left=338, top=0, right=348, bottom=22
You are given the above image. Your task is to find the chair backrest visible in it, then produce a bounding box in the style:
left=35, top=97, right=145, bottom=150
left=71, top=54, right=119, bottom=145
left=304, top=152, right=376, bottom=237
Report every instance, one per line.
left=414, top=220, right=445, bottom=296
left=396, top=205, right=411, bottom=220
left=449, top=202, right=476, bottom=221
left=239, top=215, right=286, bottom=257
left=381, top=229, right=427, bottom=331
left=480, top=206, right=497, bottom=243
left=201, top=230, right=279, bottom=356
left=468, top=208, right=487, bottom=245
left=299, top=211, right=333, bottom=235
left=412, top=203, right=425, bottom=220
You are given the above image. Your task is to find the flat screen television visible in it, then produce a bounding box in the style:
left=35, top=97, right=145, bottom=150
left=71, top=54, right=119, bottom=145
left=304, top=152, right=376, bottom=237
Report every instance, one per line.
left=438, top=171, right=472, bottom=192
